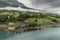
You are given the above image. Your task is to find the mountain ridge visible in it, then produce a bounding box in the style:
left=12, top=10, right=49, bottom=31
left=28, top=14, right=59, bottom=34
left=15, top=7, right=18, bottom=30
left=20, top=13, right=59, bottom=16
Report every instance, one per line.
left=0, top=0, right=41, bottom=11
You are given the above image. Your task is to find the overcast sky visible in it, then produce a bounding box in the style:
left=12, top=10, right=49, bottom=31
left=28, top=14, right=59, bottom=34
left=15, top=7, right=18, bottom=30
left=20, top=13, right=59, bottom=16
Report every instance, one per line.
left=17, top=0, right=60, bottom=14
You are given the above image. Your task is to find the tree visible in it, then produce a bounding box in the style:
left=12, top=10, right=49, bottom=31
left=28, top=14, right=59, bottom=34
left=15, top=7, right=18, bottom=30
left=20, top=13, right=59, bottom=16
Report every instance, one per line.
left=51, top=19, right=57, bottom=22
left=0, top=15, right=8, bottom=22
left=8, top=15, right=16, bottom=22
left=39, top=14, right=44, bottom=18
left=28, top=22, right=38, bottom=27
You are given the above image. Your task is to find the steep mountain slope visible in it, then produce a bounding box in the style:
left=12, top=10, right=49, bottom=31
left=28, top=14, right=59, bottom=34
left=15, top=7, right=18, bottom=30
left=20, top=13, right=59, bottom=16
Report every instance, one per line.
left=0, top=0, right=25, bottom=7
left=0, top=0, right=41, bottom=11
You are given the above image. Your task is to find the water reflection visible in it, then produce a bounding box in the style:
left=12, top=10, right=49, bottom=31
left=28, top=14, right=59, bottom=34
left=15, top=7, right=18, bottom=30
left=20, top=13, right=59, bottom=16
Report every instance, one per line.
left=0, top=31, right=16, bottom=40
left=0, top=27, right=60, bottom=40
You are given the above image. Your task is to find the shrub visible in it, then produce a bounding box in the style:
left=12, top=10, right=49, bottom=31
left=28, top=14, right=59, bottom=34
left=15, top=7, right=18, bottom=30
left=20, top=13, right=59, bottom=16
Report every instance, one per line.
left=0, top=15, right=8, bottom=22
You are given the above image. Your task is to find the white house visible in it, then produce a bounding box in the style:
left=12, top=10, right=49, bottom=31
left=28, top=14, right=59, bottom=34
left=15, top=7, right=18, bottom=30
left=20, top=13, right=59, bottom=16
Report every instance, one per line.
left=9, top=22, right=14, bottom=25
left=8, top=26, right=15, bottom=31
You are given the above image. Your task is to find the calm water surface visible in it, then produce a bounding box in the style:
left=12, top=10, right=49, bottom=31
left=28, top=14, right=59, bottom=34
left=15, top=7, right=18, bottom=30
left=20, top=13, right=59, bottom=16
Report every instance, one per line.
left=0, top=27, right=60, bottom=40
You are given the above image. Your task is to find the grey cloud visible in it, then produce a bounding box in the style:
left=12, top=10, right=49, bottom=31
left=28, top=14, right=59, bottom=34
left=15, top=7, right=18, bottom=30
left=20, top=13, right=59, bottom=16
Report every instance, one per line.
left=30, top=0, right=60, bottom=8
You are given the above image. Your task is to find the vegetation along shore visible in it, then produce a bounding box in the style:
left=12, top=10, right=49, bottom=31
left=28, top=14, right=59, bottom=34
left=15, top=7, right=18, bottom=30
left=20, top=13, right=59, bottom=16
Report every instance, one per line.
left=0, top=11, right=60, bottom=32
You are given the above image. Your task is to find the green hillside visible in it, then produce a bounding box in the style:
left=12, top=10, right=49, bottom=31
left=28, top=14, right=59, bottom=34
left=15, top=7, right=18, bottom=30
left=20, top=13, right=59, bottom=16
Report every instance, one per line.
left=0, top=0, right=26, bottom=7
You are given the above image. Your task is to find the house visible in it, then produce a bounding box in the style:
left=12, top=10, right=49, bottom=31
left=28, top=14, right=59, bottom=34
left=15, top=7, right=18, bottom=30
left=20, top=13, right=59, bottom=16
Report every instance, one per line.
left=9, top=22, right=14, bottom=25
left=8, top=26, right=15, bottom=31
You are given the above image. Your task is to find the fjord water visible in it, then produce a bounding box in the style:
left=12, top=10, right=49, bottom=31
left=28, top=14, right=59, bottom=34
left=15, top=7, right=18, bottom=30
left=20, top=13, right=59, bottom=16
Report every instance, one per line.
left=0, top=27, right=60, bottom=40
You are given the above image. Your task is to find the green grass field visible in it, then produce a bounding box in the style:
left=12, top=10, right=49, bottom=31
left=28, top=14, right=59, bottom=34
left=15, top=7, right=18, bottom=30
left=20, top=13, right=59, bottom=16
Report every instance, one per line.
left=25, top=18, right=52, bottom=24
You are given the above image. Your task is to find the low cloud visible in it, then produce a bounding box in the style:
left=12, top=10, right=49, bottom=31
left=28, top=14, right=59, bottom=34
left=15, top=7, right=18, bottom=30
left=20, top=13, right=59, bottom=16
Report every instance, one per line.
left=30, top=0, right=60, bottom=8
left=29, top=0, right=60, bottom=14
left=17, top=0, right=60, bottom=14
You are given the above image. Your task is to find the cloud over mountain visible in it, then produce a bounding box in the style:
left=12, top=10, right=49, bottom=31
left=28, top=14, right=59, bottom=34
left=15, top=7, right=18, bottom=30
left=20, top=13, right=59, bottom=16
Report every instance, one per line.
left=28, top=0, right=60, bottom=14
left=30, top=0, right=60, bottom=8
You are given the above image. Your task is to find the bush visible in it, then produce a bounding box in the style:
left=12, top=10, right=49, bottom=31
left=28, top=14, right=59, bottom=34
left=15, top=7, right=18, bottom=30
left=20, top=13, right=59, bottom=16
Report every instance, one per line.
left=28, top=22, right=37, bottom=27
left=51, top=19, right=57, bottom=22
left=8, top=15, right=16, bottom=22
left=0, top=15, right=8, bottom=22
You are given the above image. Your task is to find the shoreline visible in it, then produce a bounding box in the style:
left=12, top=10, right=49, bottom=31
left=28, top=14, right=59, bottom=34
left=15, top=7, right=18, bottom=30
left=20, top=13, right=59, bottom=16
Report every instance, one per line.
left=0, top=23, right=60, bottom=33
left=0, top=11, right=60, bottom=33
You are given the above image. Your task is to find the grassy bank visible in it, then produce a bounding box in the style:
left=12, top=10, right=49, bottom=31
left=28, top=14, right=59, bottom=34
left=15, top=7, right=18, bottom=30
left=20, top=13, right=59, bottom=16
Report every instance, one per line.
left=25, top=18, right=52, bottom=24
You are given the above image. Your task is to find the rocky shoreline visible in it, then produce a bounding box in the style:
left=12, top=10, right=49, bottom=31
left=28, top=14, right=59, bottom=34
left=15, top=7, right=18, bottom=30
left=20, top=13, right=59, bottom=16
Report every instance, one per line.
left=0, top=27, right=41, bottom=32
left=0, top=23, right=60, bottom=33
